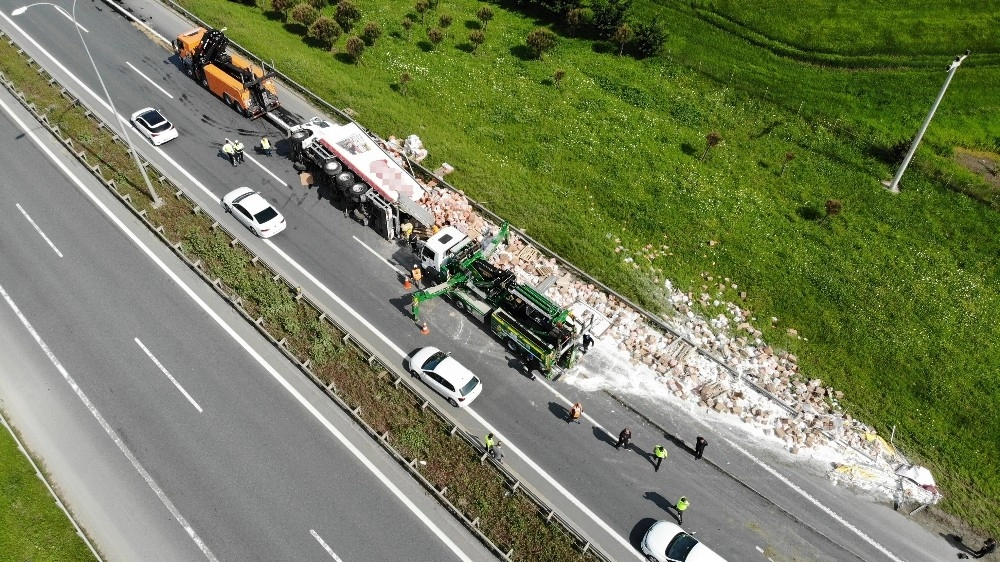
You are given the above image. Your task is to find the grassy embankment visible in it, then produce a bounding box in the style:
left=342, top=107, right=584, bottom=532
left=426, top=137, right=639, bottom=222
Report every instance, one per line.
left=0, top=34, right=597, bottom=562
left=0, top=420, right=95, bottom=560
left=174, top=0, right=1000, bottom=533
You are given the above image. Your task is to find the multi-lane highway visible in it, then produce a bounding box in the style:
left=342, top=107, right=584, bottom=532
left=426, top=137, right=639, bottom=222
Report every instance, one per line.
left=0, top=1, right=962, bottom=560
left=0, top=73, right=492, bottom=560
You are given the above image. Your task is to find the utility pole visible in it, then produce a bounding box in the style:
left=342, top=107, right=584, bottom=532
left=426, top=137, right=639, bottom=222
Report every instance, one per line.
left=884, top=51, right=970, bottom=194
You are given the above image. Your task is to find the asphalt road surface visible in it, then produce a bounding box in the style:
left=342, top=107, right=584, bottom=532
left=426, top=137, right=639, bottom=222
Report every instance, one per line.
left=0, top=2, right=963, bottom=561
left=0, top=75, right=492, bottom=561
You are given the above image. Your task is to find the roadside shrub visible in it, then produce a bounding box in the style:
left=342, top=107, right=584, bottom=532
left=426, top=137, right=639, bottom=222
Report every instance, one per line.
left=475, top=6, right=493, bottom=29
left=309, top=16, right=342, bottom=48
left=592, top=0, right=631, bottom=39
left=361, top=21, right=382, bottom=45
left=428, top=27, right=444, bottom=49
left=269, top=0, right=296, bottom=19
left=290, top=3, right=319, bottom=27
left=345, top=35, right=365, bottom=62
left=565, top=8, right=592, bottom=37
left=630, top=16, right=666, bottom=58
left=469, top=30, right=485, bottom=52
left=334, top=0, right=361, bottom=31
left=525, top=28, right=557, bottom=59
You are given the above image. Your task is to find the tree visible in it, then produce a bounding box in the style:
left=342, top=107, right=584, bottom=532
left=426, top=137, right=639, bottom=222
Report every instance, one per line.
left=553, top=68, right=566, bottom=88
left=612, top=23, right=632, bottom=56
left=290, top=3, right=319, bottom=27
left=427, top=27, right=444, bottom=49
left=309, top=16, right=342, bottom=48
left=361, top=21, right=382, bottom=45
left=399, top=72, right=412, bottom=95
left=476, top=6, right=493, bottom=29
left=780, top=152, right=795, bottom=177
left=270, top=0, right=296, bottom=20
left=415, top=0, right=429, bottom=24
left=334, top=0, right=361, bottom=31
left=825, top=199, right=842, bottom=217
left=592, top=0, right=631, bottom=39
left=565, top=8, right=591, bottom=38
left=345, top=35, right=365, bottom=62
left=525, top=28, right=556, bottom=59
left=469, top=30, right=485, bottom=53
left=307, top=0, right=325, bottom=9
left=701, top=131, right=722, bottom=161
left=439, top=13, right=453, bottom=33
left=630, top=17, right=666, bottom=58
left=401, top=16, right=414, bottom=38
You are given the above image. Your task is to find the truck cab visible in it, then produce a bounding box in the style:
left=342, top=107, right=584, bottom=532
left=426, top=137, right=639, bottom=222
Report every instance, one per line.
left=419, top=227, right=474, bottom=276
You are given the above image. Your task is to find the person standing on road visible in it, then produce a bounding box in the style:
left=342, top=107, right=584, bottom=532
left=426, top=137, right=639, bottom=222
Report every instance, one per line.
left=673, top=496, right=689, bottom=525
left=260, top=136, right=272, bottom=156
left=233, top=138, right=245, bottom=164
left=615, top=428, right=632, bottom=450
left=581, top=332, right=594, bottom=353
left=653, top=444, right=667, bottom=471
left=974, top=537, right=996, bottom=559
left=222, top=138, right=236, bottom=167
left=568, top=402, right=583, bottom=424
left=490, top=440, right=504, bottom=463
left=411, top=264, right=424, bottom=290
left=484, top=433, right=495, bottom=454
left=695, top=436, right=708, bottom=460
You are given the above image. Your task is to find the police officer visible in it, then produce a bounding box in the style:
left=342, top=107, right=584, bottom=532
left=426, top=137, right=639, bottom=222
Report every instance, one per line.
left=260, top=136, right=272, bottom=156
left=222, top=138, right=236, bottom=167
left=673, top=496, right=689, bottom=525
left=233, top=138, right=245, bottom=164
left=653, top=444, right=667, bottom=471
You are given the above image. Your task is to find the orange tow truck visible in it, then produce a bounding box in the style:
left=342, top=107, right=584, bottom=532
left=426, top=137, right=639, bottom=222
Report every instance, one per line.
left=174, top=27, right=279, bottom=119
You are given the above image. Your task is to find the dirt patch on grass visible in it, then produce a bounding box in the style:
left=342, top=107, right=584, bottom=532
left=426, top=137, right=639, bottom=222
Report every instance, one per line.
left=955, top=147, right=1000, bottom=190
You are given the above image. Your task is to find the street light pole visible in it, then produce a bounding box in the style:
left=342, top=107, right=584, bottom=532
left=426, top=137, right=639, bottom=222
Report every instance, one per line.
left=884, top=50, right=970, bottom=194
left=12, top=1, right=163, bottom=207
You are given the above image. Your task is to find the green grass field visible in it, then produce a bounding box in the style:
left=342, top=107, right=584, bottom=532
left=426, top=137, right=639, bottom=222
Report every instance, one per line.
left=0, top=420, right=94, bottom=560
left=175, top=0, right=1000, bottom=533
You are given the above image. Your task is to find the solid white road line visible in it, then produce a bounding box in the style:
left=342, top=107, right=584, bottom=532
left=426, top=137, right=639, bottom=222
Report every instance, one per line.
left=0, top=73, right=474, bottom=562
left=52, top=5, right=88, bottom=33
left=310, top=529, right=345, bottom=562
left=724, top=438, right=904, bottom=562
left=135, top=337, right=203, bottom=412
left=16, top=203, right=63, bottom=258
left=125, top=62, right=173, bottom=99
left=0, top=282, right=218, bottom=561
left=353, top=236, right=407, bottom=275
left=246, top=152, right=288, bottom=186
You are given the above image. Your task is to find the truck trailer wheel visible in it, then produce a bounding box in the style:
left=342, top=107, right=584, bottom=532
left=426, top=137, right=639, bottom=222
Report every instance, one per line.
left=201, top=78, right=209, bottom=89
left=454, top=300, right=466, bottom=313
left=505, top=339, right=518, bottom=352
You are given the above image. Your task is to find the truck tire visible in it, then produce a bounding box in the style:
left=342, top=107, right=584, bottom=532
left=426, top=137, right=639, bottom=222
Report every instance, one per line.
left=201, top=78, right=209, bottom=89
left=505, top=339, right=518, bottom=352
left=454, top=300, right=466, bottom=313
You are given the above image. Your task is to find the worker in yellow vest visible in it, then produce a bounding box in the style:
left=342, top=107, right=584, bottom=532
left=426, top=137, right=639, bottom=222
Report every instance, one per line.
left=653, top=444, right=667, bottom=472
left=260, top=136, right=272, bottom=156
left=233, top=139, right=245, bottom=164
left=222, top=138, right=236, bottom=167
left=673, top=496, right=689, bottom=525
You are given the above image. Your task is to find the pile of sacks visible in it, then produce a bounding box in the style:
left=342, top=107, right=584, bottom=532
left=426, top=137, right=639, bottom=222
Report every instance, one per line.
left=417, top=182, right=885, bottom=461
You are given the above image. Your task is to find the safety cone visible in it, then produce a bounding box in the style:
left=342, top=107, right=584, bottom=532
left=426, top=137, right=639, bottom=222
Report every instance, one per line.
left=420, top=322, right=430, bottom=335
left=403, top=277, right=412, bottom=290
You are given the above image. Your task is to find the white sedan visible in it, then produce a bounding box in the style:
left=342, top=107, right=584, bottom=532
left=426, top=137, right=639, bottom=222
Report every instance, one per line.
left=221, top=187, right=286, bottom=238
left=405, top=346, right=483, bottom=407
left=130, top=107, right=178, bottom=146
left=641, top=521, right=727, bottom=562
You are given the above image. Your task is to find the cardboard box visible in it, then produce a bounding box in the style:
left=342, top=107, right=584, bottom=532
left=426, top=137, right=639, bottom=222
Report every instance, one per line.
left=299, top=172, right=314, bottom=186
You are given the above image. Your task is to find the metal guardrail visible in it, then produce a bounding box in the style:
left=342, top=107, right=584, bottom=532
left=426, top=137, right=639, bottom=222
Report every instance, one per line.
left=0, top=42, right=612, bottom=562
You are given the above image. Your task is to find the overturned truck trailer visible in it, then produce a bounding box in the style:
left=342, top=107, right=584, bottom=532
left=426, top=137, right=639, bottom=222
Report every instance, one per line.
left=289, top=118, right=435, bottom=240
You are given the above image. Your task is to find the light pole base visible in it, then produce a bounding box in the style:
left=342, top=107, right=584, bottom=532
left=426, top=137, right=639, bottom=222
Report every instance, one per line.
left=880, top=179, right=900, bottom=194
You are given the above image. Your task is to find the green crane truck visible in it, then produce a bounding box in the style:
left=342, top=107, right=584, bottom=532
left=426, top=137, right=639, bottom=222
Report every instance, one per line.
left=411, top=223, right=583, bottom=378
